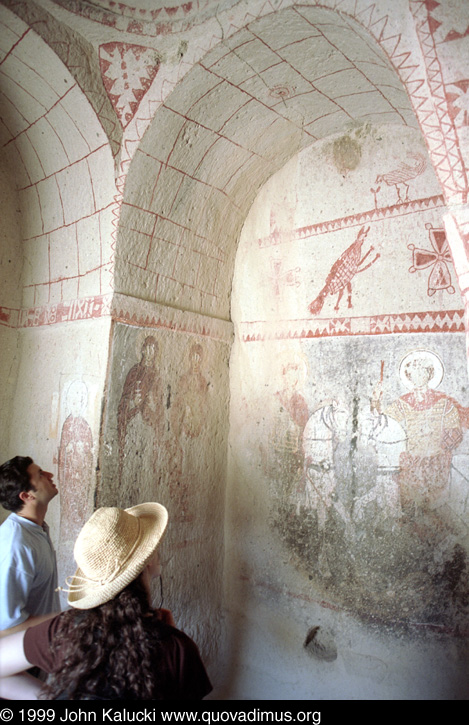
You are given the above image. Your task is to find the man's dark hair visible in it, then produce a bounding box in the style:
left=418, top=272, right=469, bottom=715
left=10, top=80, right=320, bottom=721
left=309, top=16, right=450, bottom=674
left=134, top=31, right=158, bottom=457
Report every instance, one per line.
left=0, top=456, right=34, bottom=512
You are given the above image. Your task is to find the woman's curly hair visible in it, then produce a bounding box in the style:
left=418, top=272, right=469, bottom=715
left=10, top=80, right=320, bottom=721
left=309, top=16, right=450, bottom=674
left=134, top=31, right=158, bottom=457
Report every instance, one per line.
left=42, top=575, right=167, bottom=700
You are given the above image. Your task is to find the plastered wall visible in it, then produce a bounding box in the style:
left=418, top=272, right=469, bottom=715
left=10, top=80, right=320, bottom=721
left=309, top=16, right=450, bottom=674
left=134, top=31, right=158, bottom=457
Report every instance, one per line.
left=0, top=157, right=22, bottom=471
left=226, top=124, right=469, bottom=699
left=97, top=302, right=232, bottom=669
left=1, top=0, right=469, bottom=701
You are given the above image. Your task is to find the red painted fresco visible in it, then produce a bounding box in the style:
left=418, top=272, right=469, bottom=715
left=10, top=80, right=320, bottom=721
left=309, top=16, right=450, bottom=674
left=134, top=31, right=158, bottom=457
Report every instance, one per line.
left=117, top=336, right=164, bottom=489
left=58, top=386, right=94, bottom=544
left=375, top=153, right=426, bottom=204
left=408, top=224, right=455, bottom=296
left=99, top=42, right=160, bottom=128
left=308, top=227, right=379, bottom=316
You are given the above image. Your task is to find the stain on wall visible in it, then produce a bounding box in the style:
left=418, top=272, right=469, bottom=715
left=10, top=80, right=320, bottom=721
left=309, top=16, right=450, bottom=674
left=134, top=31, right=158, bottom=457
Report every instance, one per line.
left=264, top=336, right=469, bottom=627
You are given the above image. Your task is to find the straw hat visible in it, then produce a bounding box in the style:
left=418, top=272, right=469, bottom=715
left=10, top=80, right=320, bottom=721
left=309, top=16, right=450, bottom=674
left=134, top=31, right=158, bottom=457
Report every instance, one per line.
left=66, top=503, right=168, bottom=609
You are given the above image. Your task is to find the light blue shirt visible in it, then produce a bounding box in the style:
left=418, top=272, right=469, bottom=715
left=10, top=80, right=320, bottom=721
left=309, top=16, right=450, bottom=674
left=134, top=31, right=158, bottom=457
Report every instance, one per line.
left=0, top=512, right=60, bottom=629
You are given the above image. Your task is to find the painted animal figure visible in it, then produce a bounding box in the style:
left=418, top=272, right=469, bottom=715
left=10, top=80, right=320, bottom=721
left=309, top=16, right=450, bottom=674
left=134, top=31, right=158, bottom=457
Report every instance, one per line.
left=353, top=412, right=407, bottom=521
left=375, top=152, right=426, bottom=203
left=308, top=226, right=379, bottom=316
left=298, top=400, right=350, bottom=529
left=359, top=412, right=407, bottom=472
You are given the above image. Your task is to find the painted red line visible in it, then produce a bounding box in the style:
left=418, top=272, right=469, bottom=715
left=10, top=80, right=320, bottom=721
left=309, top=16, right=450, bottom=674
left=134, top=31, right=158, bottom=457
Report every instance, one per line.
left=292, top=7, right=408, bottom=125
left=0, top=110, right=14, bottom=140
left=217, top=97, right=253, bottom=134
left=162, top=104, right=272, bottom=164
left=22, top=202, right=115, bottom=242
left=204, top=38, right=255, bottom=70
left=246, top=29, right=355, bottom=122
left=45, top=116, right=71, bottom=164
left=8, top=138, right=32, bottom=184
left=151, top=232, right=225, bottom=262
left=0, top=28, right=31, bottom=68
left=126, top=264, right=219, bottom=298
left=25, top=129, right=46, bottom=176
left=200, top=59, right=323, bottom=136
left=7, top=43, right=67, bottom=99
left=122, top=201, right=224, bottom=254
left=0, top=66, right=49, bottom=112
left=60, top=102, right=93, bottom=154
left=184, top=77, right=224, bottom=117
left=0, top=89, right=29, bottom=127
left=17, top=144, right=108, bottom=191
left=167, top=174, right=185, bottom=216
left=4, top=83, right=77, bottom=146
left=24, top=263, right=107, bottom=287
left=53, top=174, right=66, bottom=227
left=86, top=158, right=97, bottom=213
left=137, top=148, right=242, bottom=211
left=222, top=151, right=255, bottom=191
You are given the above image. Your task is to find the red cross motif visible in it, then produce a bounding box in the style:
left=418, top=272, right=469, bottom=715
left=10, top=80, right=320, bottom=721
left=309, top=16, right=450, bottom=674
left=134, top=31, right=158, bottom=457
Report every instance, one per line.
left=269, top=258, right=301, bottom=297
left=408, top=224, right=455, bottom=297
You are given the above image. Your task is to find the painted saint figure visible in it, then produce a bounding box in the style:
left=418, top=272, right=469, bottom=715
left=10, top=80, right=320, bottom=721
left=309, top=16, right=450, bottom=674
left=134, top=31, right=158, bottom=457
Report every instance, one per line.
left=58, top=381, right=93, bottom=545
left=118, top=336, right=164, bottom=497
left=170, top=343, right=209, bottom=441
left=166, top=343, right=210, bottom=515
left=58, top=380, right=94, bottom=588
left=372, top=350, right=469, bottom=514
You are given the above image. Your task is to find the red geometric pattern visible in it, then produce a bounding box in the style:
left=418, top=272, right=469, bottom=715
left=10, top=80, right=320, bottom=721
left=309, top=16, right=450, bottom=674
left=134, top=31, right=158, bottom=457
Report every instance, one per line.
left=257, top=195, right=445, bottom=249
left=409, top=0, right=468, bottom=203
left=446, top=80, right=469, bottom=128
left=99, top=43, right=160, bottom=129
left=408, top=224, right=455, bottom=296
left=0, top=295, right=112, bottom=329
left=0, top=292, right=233, bottom=343
left=240, top=309, right=466, bottom=342
left=50, top=0, right=204, bottom=36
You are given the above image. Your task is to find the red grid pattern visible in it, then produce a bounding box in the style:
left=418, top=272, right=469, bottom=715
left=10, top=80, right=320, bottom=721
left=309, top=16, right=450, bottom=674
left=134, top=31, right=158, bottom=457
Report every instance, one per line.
left=119, top=5, right=415, bottom=318
left=0, top=10, right=115, bottom=312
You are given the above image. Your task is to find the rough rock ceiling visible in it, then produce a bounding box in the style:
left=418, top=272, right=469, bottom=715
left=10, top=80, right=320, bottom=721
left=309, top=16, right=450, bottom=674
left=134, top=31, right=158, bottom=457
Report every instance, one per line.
left=117, top=5, right=417, bottom=319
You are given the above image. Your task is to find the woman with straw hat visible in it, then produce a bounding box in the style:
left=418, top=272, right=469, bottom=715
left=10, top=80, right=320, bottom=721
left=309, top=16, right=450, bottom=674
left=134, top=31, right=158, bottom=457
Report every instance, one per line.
left=0, top=503, right=212, bottom=700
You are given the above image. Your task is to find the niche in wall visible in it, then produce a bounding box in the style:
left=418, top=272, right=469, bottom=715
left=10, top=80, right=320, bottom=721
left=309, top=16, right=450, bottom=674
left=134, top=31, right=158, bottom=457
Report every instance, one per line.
left=229, top=122, right=469, bottom=632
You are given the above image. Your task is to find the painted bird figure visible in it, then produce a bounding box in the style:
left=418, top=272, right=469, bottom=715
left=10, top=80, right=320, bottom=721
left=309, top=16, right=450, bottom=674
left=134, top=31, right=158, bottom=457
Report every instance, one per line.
left=308, top=226, right=379, bottom=316
left=375, top=153, right=426, bottom=203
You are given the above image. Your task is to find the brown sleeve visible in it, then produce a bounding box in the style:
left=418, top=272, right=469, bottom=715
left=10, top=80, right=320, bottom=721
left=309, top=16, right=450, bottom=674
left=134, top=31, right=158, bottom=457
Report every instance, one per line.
left=166, top=629, right=212, bottom=700
left=23, top=615, right=61, bottom=673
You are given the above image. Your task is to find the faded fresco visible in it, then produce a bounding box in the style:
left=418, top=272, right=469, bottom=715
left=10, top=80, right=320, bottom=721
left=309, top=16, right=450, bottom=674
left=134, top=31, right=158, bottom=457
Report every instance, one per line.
left=117, top=335, right=164, bottom=499
left=57, top=378, right=95, bottom=586
left=255, top=337, right=469, bottom=629
left=98, top=323, right=229, bottom=657
left=231, top=123, right=469, bottom=633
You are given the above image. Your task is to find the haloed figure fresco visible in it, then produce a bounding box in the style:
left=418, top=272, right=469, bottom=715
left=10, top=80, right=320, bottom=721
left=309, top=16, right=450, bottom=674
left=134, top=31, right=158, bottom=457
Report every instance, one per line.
left=118, top=336, right=164, bottom=502
left=371, top=350, right=468, bottom=517
left=58, top=380, right=93, bottom=546
left=271, top=346, right=469, bottom=628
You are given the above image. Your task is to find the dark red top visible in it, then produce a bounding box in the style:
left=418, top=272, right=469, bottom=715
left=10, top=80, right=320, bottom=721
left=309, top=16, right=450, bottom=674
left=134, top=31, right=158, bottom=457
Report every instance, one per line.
left=24, top=614, right=212, bottom=700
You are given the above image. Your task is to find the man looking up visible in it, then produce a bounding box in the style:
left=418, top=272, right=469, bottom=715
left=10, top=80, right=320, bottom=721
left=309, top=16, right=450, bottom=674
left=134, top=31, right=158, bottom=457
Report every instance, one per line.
left=0, top=456, right=60, bottom=632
